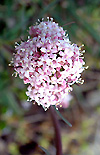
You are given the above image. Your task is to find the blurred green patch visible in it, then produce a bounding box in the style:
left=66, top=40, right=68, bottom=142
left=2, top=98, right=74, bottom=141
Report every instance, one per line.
left=8, top=142, right=20, bottom=155
left=0, top=120, right=6, bottom=130
left=0, top=0, right=100, bottom=154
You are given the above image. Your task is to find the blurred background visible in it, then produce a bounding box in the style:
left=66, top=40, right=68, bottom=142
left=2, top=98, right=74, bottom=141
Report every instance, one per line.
left=0, top=0, right=100, bottom=154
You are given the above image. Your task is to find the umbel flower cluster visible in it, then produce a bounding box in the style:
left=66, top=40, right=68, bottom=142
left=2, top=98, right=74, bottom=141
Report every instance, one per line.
left=11, top=17, right=87, bottom=110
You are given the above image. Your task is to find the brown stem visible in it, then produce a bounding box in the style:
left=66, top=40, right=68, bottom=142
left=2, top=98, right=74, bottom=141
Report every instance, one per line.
left=3, top=44, right=15, bottom=54
left=50, top=106, right=62, bottom=155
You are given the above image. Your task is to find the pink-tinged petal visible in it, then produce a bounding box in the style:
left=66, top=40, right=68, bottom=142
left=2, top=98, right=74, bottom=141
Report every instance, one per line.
left=24, top=78, right=30, bottom=84
left=41, top=47, right=47, bottom=53
left=60, top=94, right=72, bottom=108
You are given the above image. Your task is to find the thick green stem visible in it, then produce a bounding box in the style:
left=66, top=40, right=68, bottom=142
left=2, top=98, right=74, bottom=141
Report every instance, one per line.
left=50, top=106, right=62, bottom=155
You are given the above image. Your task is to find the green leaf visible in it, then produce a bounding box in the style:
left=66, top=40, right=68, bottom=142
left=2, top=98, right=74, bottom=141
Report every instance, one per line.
left=38, top=0, right=61, bottom=18
left=39, top=146, right=50, bottom=155
left=0, top=90, right=23, bottom=115
left=54, top=106, right=72, bottom=127
left=67, top=2, right=100, bottom=44
left=0, top=120, right=6, bottom=130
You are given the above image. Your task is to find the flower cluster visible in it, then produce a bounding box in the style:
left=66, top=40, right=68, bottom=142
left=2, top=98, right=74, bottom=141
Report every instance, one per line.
left=11, top=17, right=87, bottom=110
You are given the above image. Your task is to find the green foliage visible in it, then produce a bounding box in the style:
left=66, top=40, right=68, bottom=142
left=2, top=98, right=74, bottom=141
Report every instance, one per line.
left=39, top=146, right=50, bottom=155
left=54, top=106, right=72, bottom=127
left=0, top=0, right=100, bottom=154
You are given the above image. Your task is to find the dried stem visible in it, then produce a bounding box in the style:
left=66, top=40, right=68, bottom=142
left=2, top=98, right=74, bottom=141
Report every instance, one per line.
left=50, top=106, right=62, bottom=155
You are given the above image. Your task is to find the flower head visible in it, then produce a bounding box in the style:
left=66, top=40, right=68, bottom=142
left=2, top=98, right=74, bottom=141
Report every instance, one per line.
left=10, top=17, right=87, bottom=110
